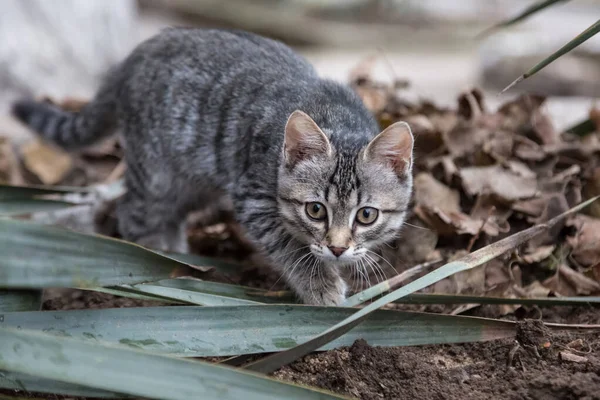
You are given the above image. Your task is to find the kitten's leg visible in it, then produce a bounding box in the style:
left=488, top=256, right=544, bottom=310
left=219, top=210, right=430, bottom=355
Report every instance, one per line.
left=116, top=166, right=189, bottom=253
left=280, top=251, right=348, bottom=306
left=236, top=201, right=347, bottom=305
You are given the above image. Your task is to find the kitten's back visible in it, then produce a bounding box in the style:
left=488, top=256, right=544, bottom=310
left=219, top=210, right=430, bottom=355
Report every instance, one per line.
left=11, top=28, right=319, bottom=152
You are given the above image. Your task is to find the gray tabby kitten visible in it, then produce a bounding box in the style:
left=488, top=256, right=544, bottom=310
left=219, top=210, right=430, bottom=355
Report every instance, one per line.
left=12, top=28, right=414, bottom=305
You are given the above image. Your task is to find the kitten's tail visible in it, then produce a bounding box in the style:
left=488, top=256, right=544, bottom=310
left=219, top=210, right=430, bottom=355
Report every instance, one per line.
left=11, top=81, right=118, bottom=150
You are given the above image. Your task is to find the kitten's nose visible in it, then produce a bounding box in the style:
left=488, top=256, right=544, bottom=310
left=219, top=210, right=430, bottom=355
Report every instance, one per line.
left=328, top=246, right=348, bottom=257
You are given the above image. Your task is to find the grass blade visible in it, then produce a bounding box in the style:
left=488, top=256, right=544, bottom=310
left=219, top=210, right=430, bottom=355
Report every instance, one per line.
left=245, top=196, right=600, bottom=373
left=0, top=290, right=42, bottom=312
left=477, top=0, right=569, bottom=38
left=396, top=293, right=600, bottom=306
left=155, top=252, right=242, bottom=275
left=84, top=279, right=294, bottom=305
left=565, top=118, right=596, bottom=137
left=124, top=282, right=264, bottom=306
left=343, top=259, right=441, bottom=306
left=0, top=199, right=75, bottom=216
left=0, top=184, right=86, bottom=199
left=0, top=370, right=124, bottom=399
left=0, top=218, right=200, bottom=288
left=0, top=327, right=343, bottom=400
left=123, top=278, right=290, bottom=306
left=501, top=19, right=600, bottom=93
left=0, top=306, right=516, bottom=357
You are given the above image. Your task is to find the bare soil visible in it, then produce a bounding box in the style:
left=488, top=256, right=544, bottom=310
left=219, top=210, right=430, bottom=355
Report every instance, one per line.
left=9, top=290, right=590, bottom=400
left=275, top=315, right=600, bottom=400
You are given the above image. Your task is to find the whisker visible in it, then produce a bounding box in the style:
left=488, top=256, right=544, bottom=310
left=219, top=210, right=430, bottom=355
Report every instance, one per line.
left=308, top=257, right=319, bottom=297
left=359, top=258, right=372, bottom=290
left=364, top=254, right=387, bottom=284
left=279, top=245, right=311, bottom=259
left=269, top=251, right=312, bottom=291
left=365, top=249, right=398, bottom=274
left=403, top=222, right=431, bottom=231
left=363, top=255, right=384, bottom=285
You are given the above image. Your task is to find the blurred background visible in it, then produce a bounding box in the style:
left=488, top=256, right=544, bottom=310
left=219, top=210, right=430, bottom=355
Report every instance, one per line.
left=0, top=0, right=598, bottom=142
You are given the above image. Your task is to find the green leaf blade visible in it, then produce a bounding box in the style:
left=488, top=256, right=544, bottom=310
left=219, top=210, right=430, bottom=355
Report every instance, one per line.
left=478, top=0, right=569, bottom=38
left=0, top=199, right=76, bottom=216
left=0, top=218, right=197, bottom=288
left=0, top=306, right=516, bottom=357
left=0, top=327, right=343, bottom=400
left=501, top=19, right=600, bottom=93
left=0, top=290, right=42, bottom=312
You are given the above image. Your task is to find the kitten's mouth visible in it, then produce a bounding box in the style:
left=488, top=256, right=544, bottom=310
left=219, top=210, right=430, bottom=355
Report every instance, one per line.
left=309, top=245, right=364, bottom=267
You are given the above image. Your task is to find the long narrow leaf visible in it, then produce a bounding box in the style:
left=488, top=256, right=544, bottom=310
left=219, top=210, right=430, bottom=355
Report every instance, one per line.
left=91, top=282, right=600, bottom=308
left=502, top=19, right=600, bottom=93
left=0, top=370, right=124, bottom=399
left=245, top=196, right=600, bottom=373
left=124, top=279, right=279, bottom=306
left=0, top=199, right=75, bottom=216
left=0, top=327, right=342, bottom=400
left=477, top=0, right=569, bottom=38
left=156, top=252, right=242, bottom=275
left=343, top=259, right=441, bottom=306
left=0, top=290, right=42, bottom=312
left=0, top=184, right=86, bottom=199
left=0, top=218, right=199, bottom=288
left=124, top=278, right=295, bottom=305
left=397, top=293, right=600, bottom=306
left=565, top=118, right=596, bottom=137
left=0, top=306, right=516, bottom=357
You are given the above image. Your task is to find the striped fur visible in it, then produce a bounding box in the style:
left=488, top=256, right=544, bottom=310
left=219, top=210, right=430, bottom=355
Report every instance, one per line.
left=12, top=28, right=413, bottom=305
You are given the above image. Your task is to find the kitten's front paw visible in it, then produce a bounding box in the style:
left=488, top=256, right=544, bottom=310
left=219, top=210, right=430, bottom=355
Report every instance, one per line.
left=301, top=277, right=347, bottom=306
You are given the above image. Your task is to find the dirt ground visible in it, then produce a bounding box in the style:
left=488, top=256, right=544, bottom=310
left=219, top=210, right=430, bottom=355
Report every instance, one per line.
left=8, top=289, right=587, bottom=400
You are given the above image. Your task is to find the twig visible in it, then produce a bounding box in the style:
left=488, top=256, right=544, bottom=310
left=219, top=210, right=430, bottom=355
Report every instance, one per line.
left=466, top=206, right=495, bottom=253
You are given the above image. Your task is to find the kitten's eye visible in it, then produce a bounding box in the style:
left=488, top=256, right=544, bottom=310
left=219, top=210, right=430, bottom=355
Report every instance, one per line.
left=356, top=207, right=378, bottom=225
left=305, top=202, right=327, bottom=221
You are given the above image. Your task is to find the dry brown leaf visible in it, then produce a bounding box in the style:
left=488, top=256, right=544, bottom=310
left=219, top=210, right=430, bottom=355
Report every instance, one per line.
left=414, top=172, right=461, bottom=212
left=513, top=136, right=547, bottom=161
left=481, top=133, right=514, bottom=163
left=531, top=107, right=559, bottom=145
left=512, top=197, right=548, bottom=217
left=459, top=165, right=538, bottom=203
left=443, top=123, right=493, bottom=158
left=20, top=139, right=73, bottom=185
left=484, top=259, right=518, bottom=290
left=354, top=85, right=388, bottom=114
left=497, top=94, right=546, bottom=132
left=413, top=173, right=500, bottom=236
left=521, top=245, right=555, bottom=264
left=542, top=271, right=575, bottom=297
left=41, top=96, right=89, bottom=112
left=505, top=160, right=536, bottom=179
left=582, top=166, right=600, bottom=218
left=559, top=351, right=588, bottom=363
left=528, top=194, right=569, bottom=247
left=566, top=214, right=600, bottom=267
left=405, top=114, right=443, bottom=156
left=470, top=194, right=511, bottom=235
left=0, top=137, right=24, bottom=184
left=519, top=280, right=551, bottom=298
left=385, top=216, right=438, bottom=266
left=559, top=264, right=600, bottom=295
left=590, top=106, right=600, bottom=132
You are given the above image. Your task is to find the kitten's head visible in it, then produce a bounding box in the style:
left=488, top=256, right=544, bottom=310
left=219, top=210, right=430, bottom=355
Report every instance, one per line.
left=277, top=110, right=414, bottom=267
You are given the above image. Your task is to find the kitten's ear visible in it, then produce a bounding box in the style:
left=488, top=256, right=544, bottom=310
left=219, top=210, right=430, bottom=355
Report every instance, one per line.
left=284, top=110, right=332, bottom=167
left=364, top=121, right=414, bottom=176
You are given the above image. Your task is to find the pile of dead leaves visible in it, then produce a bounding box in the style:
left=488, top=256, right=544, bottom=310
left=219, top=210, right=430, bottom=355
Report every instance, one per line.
left=0, top=97, right=124, bottom=188
left=350, top=63, right=600, bottom=313
left=2, top=68, right=600, bottom=314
